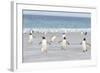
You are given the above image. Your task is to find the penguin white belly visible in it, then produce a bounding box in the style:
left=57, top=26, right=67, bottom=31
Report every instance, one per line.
left=41, top=40, right=47, bottom=52
left=28, top=35, right=33, bottom=43
left=82, top=41, right=87, bottom=51
left=61, top=40, right=67, bottom=48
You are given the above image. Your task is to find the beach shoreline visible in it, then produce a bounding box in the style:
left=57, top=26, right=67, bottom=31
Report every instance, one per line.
left=22, top=31, right=91, bottom=63
left=23, top=28, right=91, bottom=34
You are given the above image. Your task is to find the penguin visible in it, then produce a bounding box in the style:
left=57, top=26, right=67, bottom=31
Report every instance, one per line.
left=59, top=37, right=70, bottom=50
left=84, top=32, right=87, bottom=35
left=81, top=32, right=87, bottom=36
left=39, top=37, right=48, bottom=54
left=82, top=38, right=87, bottom=52
left=28, top=32, right=33, bottom=44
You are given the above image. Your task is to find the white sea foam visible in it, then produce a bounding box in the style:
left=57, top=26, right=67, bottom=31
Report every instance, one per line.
left=23, top=28, right=91, bottom=33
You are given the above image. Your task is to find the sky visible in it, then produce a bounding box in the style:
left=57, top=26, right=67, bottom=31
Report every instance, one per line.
left=23, top=10, right=91, bottom=18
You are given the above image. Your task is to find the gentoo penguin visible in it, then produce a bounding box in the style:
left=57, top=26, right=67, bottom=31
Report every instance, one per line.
left=84, top=32, right=87, bottom=35
left=41, top=37, right=48, bottom=54
left=82, top=38, right=87, bottom=52
left=28, top=32, right=33, bottom=43
left=81, top=32, right=87, bottom=35
left=59, top=37, right=70, bottom=50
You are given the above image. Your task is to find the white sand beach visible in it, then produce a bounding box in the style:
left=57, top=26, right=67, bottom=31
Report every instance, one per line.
left=22, top=31, right=91, bottom=63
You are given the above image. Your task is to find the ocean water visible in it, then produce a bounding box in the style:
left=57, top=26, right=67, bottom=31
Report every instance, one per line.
left=22, top=11, right=91, bottom=29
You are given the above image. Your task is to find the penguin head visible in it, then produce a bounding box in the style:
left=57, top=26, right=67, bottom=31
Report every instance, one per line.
left=64, top=37, right=66, bottom=39
left=42, top=36, right=46, bottom=39
left=83, top=38, right=86, bottom=41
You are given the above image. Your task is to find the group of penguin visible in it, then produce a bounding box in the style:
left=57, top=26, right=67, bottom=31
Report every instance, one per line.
left=28, top=31, right=91, bottom=54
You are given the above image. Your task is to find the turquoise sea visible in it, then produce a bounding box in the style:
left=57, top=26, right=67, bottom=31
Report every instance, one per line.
left=23, top=10, right=91, bottom=29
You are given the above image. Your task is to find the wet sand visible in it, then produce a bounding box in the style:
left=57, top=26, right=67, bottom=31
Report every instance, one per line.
left=22, top=32, right=91, bottom=63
